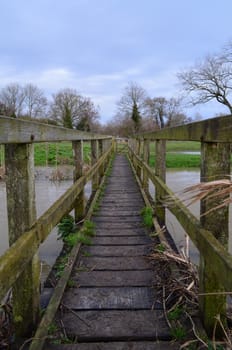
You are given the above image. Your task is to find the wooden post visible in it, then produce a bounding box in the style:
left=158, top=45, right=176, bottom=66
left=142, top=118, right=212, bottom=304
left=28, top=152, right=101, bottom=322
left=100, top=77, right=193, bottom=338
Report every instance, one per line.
left=5, top=143, right=40, bottom=338
left=199, top=141, right=231, bottom=336
left=91, top=139, right=99, bottom=192
left=137, top=139, right=142, bottom=180
left=72, top=140, right=85, bottom=222
left=143, top=139, right=150, bottom=192
left=155, top=140, right=166, bottom=225
left=98, top=139, right=105, bottom=179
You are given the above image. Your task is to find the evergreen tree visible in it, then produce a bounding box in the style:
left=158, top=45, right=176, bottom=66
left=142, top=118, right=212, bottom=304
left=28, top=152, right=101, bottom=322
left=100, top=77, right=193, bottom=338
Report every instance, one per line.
left=131, top=102, right=141, bottom=133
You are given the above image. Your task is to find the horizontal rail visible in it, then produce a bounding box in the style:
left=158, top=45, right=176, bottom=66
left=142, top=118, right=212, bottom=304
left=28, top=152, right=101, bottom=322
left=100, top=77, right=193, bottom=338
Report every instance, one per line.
left=138, top=114, right=232, bottom=142
left=129, top=147, right=232, bottom=292
left=0, top=116, right=111, bottom=143
left=0, top=145, right=113, bottom=300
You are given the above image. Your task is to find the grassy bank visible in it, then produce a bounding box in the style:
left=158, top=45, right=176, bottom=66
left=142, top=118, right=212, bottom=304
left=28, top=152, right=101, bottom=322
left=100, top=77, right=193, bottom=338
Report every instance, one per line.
left=0, top=140, right=229, bottom=169
left=149, top=141, right=201, bottom=168
left=34, top=142, right=91, bottom=166
left=149, top=153, right=201, bottom=168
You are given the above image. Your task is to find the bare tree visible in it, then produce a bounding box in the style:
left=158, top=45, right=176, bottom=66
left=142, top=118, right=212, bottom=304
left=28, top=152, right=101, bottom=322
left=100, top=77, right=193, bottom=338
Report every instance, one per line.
left=75, top=97, right=100, bottom=131
left=50, top=88, right=99, bottom=129
left=23, top=83, right=48, bottom=118
left=178, top=54, right=232, bottom=114
left=117, top=82, right=147, bottom=133
left=0, top=83, right=25, bottom=117
left=144, top=96, right=189, bottom=129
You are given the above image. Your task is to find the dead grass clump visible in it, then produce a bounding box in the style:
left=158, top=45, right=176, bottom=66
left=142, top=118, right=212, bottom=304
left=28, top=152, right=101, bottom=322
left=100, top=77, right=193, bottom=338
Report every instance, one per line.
left=49, top=168, right=65, bottom=181
left=149, top=244, right=232, bottom=348
left=0, top=298, right=13, bottom=349
left=183, top=179, right=232, bottom=215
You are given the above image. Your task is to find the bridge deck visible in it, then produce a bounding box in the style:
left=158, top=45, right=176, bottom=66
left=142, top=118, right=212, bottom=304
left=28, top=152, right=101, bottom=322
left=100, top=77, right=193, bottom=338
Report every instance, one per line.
left=47, top=154, right=178, bottom=349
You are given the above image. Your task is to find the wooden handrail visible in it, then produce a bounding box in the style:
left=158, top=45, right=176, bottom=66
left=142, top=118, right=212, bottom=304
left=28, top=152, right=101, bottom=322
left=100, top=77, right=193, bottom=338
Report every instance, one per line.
left=0, top=145, right=113, bottom=301
left=0, top=116, right=111, bottom=143
left=0, top=117, right=114, bottom=338
left=128, top=116, right=231, bottom=336
left=136, top=114, right=232, bottom=142
left=129, top=148, right=232, bottom=291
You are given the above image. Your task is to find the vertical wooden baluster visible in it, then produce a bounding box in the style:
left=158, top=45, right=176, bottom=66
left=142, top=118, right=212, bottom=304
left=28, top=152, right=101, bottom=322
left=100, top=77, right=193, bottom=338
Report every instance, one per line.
left=5, top=143, right=40, bottom=338
left=72, top=140, right=85, bottom=222
left=91, top=139, right=99, bottom=192
left=155, top=139, right=166, bottom=225
left=143, top=138, right=150, bottom=192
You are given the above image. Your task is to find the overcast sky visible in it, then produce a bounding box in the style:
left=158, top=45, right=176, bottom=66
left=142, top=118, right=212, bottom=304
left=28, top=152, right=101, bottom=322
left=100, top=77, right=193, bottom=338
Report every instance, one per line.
left=1, top=0, right=232, bottom=123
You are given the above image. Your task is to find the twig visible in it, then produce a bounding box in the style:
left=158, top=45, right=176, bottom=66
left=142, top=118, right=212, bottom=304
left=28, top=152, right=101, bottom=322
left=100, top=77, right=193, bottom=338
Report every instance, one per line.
left=61, top=303, right=91, bottom=328
left=215, top=314, right=232, bottom=346
left=184, top=311, right=208, bottom=348
left=19, top=336, right=51, bottom=350
left=162, top=286, right=172, bottom=329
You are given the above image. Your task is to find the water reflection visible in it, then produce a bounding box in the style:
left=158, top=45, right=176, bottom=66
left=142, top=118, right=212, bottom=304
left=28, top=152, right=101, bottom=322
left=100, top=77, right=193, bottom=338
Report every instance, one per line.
left=166, top=169, right=200, bottom=264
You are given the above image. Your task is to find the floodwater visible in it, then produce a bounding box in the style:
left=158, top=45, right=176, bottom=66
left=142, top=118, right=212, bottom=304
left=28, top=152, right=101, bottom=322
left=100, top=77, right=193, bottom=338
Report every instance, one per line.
left=0, top=167, right=230, bottom=275
left=0, top=168, right=91, bottom=281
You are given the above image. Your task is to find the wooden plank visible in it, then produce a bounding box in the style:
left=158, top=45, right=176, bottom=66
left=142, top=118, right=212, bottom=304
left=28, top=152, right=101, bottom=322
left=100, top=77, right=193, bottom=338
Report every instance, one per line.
left=93, top=210, right=141, bottom=217
left=100, top=199, right=144, bottom=206
left=92, top=236, right=151, bottom=245
left=78, top=256, right=152, bottom=270
left=0, top=116, right=111, bottom=143
left=95, top=223, right=144, bottom=229
left=102, top=194, right=144, bottom=200
left=93, top=216, right=142, bottom=223
left=95, top=228, right=147, bottom=236
left=73, top=270, right=153, bottom=287
left=55, top=310, right=171, bottom=341
left=47, top=341, right=179, bottom=350
left=63, top=287, right=158, bottom=310
left=103, top=189, right=141, bottom=194
left=83, top=245, right=150, bottom=257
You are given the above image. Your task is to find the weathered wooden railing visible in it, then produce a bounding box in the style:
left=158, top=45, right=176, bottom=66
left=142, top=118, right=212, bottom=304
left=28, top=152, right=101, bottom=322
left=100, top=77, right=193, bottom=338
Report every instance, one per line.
left=0, top=116, right=114, bottom=338
left=128, top=115, right=232, bottom=336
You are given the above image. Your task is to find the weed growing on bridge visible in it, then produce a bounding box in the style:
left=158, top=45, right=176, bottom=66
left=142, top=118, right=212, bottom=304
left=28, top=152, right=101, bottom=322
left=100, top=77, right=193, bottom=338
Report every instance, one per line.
left=141, top=207, right=153, bottom=228
left=58, top=215, right=95, bottom=248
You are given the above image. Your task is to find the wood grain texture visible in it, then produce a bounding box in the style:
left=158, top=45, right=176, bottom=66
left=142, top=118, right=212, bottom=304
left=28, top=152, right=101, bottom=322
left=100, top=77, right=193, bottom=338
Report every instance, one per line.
left=56, top=310, right=170, bottom=341
left=63, top=287, right=159, bottom=310
left=78, top=256, right=152, bottom=270
left=47, top=341, right=179, bottom=349
left=73, top=270, right=153, bottom=287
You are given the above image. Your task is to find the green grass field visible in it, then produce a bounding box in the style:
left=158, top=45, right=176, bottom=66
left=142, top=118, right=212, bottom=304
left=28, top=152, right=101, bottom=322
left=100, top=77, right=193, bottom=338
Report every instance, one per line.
left=0, top=140, right=229, bottom=169
left=34, top=142, right=91, bottom=166
left=149, top=141, right=201, bottom=168
left=33, top=140, right=202, bottom=168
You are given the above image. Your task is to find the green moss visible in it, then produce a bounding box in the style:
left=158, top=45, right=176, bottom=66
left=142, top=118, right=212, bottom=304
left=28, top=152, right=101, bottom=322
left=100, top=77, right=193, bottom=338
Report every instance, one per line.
left=140, top=207, right=153, bottom=228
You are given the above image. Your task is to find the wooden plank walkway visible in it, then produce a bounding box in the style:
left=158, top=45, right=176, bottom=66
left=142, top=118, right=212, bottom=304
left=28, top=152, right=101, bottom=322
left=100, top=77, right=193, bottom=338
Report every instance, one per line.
left=47, top=154, right=178, bottom=349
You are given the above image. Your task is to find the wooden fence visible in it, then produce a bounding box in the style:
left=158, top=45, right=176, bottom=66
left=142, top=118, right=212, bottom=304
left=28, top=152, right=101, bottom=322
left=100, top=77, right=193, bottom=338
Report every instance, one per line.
left=128, top=114, right=232, bottom=336
left=0, top=116, right=114, bottom=338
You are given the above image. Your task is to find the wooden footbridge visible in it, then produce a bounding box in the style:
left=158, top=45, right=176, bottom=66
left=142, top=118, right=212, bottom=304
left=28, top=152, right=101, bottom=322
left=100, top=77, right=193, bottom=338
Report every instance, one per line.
left=0, top=115, right=232, bottom=349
